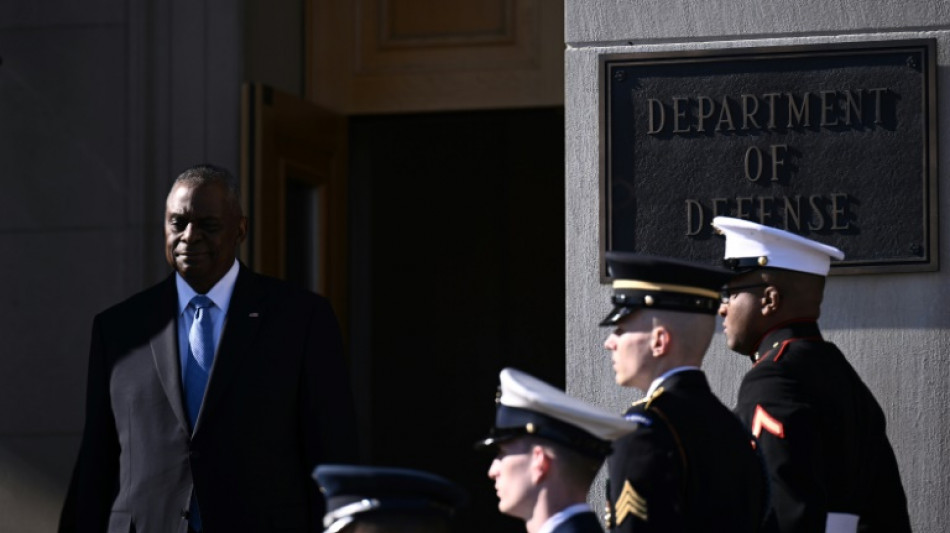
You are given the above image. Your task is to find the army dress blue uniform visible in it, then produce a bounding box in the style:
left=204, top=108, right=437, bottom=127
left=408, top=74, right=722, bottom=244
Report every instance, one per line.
left=735, top=321, right=911, bottom=533
left=550, top=505, right=607, bottom=533
left=606, top=369, right=768, bottom=533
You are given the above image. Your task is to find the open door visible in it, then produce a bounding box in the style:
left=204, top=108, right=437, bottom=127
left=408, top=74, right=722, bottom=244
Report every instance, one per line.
left=240, top=83, right=348, bottom=335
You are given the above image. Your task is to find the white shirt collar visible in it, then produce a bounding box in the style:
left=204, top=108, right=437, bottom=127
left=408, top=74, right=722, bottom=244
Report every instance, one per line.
left=175, top=259, right=240, bottom=315
left=537, top=503, right=593, bottom=533
left=645, top=366, right=701, bottom=398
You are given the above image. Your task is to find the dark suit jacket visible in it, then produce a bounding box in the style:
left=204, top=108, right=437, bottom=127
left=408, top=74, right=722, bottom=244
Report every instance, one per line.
left=736, top=320, right=911, bottom=533
left=552, top=510, right=604, bottom=533
left=61, top=265, right=358, bottom=533
left=607, top=370, right=768, bottom=533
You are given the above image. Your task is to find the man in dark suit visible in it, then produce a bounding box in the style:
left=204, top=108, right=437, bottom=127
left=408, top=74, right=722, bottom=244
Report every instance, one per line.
left=477, top=368, right=638, bottom=533
left=60, top=164, right=358, bottom=533
left=713, top=216, right=911, bottom=533
left=600, top=253, right=768, bottom=533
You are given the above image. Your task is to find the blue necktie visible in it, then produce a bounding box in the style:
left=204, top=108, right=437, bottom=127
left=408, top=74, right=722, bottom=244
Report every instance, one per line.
left=184, top=295, right=215, bottom=428
left=183, top=295, right=214, bottom=532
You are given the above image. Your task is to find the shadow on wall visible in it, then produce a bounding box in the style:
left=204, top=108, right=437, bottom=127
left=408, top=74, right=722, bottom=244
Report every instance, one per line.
left=0, top=436, right=78, bottom=532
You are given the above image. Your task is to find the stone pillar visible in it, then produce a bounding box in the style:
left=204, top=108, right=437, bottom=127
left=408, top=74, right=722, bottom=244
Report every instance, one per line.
left=565, top=3, right=950, bottom=531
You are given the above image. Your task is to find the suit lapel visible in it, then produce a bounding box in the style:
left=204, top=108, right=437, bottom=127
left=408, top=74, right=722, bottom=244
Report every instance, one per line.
left=194, top=265, right=265, bottom=434
left=149, top=276, right=191, bottom=434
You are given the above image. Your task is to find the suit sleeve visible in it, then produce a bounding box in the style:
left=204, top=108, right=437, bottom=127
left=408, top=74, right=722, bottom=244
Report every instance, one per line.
left=299, top=297, right=359, bottom=522
left=737, top=364, right=826, bottom=533
left=60, top=315, right=120, bottom=533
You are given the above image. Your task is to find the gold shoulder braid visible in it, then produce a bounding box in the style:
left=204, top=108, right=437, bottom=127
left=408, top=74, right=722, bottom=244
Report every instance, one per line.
left=629, top=386, right=664, bottom=409
left=645, top=387, right=664, bottom=409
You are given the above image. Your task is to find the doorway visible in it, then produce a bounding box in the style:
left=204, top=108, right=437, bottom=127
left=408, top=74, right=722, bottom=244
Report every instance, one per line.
left=348, top=107, right=566, bottom=532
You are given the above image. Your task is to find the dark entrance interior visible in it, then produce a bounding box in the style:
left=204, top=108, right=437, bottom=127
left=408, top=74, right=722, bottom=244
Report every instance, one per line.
left=348, top=107, right=566, bottom=532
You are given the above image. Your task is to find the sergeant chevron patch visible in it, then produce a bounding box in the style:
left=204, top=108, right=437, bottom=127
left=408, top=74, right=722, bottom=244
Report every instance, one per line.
left=615, top=479, right=648, bottom=524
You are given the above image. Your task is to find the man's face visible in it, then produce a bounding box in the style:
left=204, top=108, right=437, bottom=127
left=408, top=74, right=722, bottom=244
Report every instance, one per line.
left=603, top=311, right=655, bottom=390
left=718, top=273, right=768, bottom=356
left=487, top=439, right=536, bottom=520
left=164, top=181, right=247, bottom=294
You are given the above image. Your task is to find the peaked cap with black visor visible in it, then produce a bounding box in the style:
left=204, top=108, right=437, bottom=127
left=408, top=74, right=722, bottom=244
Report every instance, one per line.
left=712, top=216, right=845, bottom=276
left=313, top=464, right=467, bottom=533
left=600, top=252, right=733, bottom=327
left=476, top=368, right=638, bottom=460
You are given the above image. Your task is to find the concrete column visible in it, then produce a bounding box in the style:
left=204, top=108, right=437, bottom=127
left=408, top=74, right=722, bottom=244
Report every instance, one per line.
left=565, top=2, right=950, bottom=531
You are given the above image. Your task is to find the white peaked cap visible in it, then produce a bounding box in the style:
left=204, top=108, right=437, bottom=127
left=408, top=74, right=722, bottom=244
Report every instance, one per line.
left=499, top=368, right=637, bottom=442
left=712, top=216, right=845, bottom=277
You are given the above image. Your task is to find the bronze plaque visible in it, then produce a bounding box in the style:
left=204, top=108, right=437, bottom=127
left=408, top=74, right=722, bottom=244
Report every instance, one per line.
left=600, top=40, right=938, bottom=276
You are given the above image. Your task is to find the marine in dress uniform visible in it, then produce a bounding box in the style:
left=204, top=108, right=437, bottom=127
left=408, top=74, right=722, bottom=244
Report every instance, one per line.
left=477, top=368, right=638, bottom=533
left=313, top=464, right=467, bottom=533
left=714, top=216, right=912, bottom=533
left=600, top=253, right=768, bottom=533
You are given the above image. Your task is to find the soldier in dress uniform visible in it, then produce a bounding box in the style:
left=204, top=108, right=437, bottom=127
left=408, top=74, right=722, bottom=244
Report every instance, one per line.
left=600, top=252, right=768, bottom=532
left=713, top=216, right=912, bottom=533
left=713, top=217, right=910, bottom=533
left=313, top=464, right=467, bottom=533
left=477, top=367, right=638, bottom=533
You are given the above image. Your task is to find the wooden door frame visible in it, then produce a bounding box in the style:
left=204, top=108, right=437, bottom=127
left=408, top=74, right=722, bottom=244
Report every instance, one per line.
left=240, top=83, right=349, bottom=335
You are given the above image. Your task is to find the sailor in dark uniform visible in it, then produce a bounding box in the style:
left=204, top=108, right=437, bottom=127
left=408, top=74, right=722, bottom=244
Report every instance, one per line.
left=313, top=464, right=467, bottom=533
left=714, top=216, right=912, bottom=533
left=600, top=252, right=768, bottom=533
left=477, top=368, right=638, bottom=533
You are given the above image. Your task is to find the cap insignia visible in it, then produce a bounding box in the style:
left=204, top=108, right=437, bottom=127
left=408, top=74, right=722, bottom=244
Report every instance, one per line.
left=525, top=422, right=536, bottom=434
left=643, top=295, right=654, bottom=306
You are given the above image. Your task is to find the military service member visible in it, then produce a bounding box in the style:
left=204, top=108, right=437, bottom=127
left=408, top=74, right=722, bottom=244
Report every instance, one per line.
left=478, top=367, right=638, bottom=533
left=600, top=252, right=768, bottom=532
left=714, top=216, right=911, bottom=533
left=313, top=464, right=467, bottom=533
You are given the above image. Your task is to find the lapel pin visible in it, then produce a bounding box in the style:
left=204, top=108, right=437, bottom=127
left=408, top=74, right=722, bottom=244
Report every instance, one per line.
left=249, top=312, right=260, bottom=318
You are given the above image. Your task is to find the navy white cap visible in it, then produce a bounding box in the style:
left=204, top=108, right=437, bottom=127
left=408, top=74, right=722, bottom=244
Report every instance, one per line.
left=712, top=216, right=845, bottom=276
left=476, top=368, right=638, bottom=459
left=313, top=464, right=467, bottom=533
left=600, top=252, right=733, bottom=326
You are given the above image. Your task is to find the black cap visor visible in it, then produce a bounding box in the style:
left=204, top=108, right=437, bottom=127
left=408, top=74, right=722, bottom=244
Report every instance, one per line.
left=475, top=405, right=612, bottom=460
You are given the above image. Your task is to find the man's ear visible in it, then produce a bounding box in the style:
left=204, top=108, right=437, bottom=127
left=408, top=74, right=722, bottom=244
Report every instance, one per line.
left=529, top=445, right=551, bottom=484
left=651, top=326, right=670, bottom=357
left=761, top=286, right=781, bottom=316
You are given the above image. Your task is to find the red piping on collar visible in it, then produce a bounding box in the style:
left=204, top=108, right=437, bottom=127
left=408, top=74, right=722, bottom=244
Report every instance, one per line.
left=750, top=317, right=819, bottom=352
left=770, top=336, right=822, bottom=363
